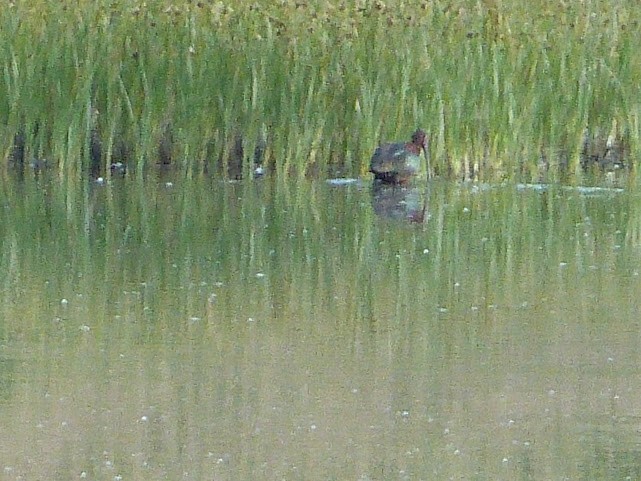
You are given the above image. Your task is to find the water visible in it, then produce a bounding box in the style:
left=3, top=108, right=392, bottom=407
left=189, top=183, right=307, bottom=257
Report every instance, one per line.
left=1, top=175, right=640, bottom=480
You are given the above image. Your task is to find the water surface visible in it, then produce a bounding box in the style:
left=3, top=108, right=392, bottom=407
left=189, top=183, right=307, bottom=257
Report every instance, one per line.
left=1, top=175, right=640, bottom=480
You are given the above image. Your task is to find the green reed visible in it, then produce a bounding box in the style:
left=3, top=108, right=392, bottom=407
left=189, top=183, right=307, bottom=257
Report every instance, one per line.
left=1, top=0, right=640, bottom=182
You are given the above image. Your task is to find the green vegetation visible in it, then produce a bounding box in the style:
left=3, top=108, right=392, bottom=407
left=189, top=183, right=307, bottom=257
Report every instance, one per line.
left=1, top=0, right=640, bottom=182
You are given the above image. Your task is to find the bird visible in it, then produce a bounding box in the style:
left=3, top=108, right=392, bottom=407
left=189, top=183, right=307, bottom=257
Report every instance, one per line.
left=369, top=129, right=429, bottom=185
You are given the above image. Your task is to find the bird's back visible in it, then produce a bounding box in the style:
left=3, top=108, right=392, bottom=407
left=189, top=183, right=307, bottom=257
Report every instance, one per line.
left=369, top=142, right=408, bottom=174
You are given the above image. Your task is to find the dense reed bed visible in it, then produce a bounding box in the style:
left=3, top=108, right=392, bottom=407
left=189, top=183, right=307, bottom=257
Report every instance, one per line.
left=1, top=0, right=640, bottom=182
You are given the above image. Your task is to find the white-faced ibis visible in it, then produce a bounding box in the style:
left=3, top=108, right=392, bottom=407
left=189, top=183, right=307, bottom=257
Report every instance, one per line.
left=370, top=129, right=428, bottom=184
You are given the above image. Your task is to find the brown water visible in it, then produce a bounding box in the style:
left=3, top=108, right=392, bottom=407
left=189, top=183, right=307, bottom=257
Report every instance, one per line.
left=1, top=176, right=640, bottom=480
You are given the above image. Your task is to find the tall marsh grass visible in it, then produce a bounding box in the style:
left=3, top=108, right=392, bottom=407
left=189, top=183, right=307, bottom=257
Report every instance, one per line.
left=1, top=0, right=640, bottom=182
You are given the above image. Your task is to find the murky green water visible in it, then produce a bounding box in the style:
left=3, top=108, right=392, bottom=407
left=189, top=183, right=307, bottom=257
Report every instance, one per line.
left=1, top=175, right=641, bottom=480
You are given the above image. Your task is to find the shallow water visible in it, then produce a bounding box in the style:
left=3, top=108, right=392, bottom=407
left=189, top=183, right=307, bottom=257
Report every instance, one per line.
left=1, top=175, right=640, bottom=480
